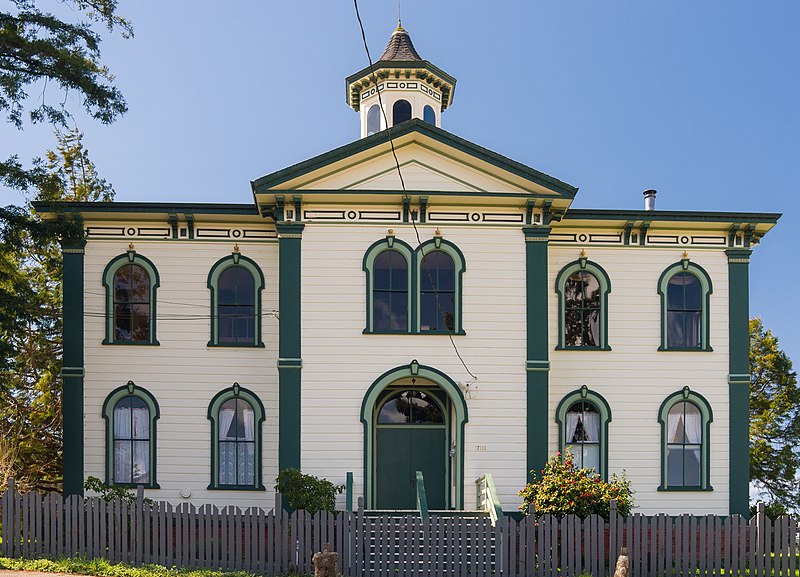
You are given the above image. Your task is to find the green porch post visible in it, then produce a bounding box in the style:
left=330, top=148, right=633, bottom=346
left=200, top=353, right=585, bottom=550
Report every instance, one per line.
left=62, top=238, right=86, bottom=496
left=523, top=226, right=551, bottom=482
left=277, top=223, right=304, bottom=473
left=727, top=248, right=751, bottom=516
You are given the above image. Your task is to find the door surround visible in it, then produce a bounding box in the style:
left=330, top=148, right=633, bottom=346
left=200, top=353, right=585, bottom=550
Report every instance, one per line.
left=361, top=361, right=469, bottom=509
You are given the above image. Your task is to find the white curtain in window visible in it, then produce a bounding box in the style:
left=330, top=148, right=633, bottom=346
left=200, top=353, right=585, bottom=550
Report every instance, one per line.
left=114, top=405, right=131, bottom=439
left=132, top=405, right=149, bottom=439
left=114, top=441, right=131, bottom=484
left=132, top=441, right=149, bottom=483
left=582, top=444, right=600, bottom=472
left=243, top=407, right=255, bottom=442
left=668, top=411, right=683, bottom=443
left=565, top=411, right=580, bottom=444
left=219, top=408, right=235, bottom=440
left=219, top=443, right=236, bottom=485
left=582, top=412, right=600, bottom=442
left=685, top=408, right=702, bottom=444
left=588, top=310, right=601, bottom=346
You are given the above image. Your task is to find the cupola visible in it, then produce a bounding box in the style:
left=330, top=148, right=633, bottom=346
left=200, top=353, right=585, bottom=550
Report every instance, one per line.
left=346, top=23, right=457, bottom=138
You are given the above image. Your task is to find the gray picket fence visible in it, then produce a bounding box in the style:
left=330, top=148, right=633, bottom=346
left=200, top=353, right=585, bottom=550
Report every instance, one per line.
left=2, top=482, right=799, bottom=576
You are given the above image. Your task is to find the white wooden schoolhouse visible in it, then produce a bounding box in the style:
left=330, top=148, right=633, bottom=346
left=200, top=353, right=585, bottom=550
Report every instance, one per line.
left=36, top=25, right=780, bottom=516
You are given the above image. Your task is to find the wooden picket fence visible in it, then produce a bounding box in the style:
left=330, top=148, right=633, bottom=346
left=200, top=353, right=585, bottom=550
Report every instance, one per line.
left=2, top=481, right=799, bottom=576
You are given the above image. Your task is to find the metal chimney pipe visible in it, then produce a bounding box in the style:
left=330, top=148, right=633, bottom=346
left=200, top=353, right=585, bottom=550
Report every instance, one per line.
left=643, top=189, right=657, bottom=211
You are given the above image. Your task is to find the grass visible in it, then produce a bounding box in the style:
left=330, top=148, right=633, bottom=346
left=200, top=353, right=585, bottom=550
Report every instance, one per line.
left=0, top=557, right=310, bottom=577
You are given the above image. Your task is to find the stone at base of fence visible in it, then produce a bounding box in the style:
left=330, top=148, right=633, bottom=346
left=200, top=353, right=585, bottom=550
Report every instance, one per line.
left=312, top=543, right=338, bottom=577
left=612, top=546, right=629, bottom=577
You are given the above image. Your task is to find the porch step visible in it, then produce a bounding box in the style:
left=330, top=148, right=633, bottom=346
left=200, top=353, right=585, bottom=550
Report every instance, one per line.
left=364, top=509, right=489, bottom=519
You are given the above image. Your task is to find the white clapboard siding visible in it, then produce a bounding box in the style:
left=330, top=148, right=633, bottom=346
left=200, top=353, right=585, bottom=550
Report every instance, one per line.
left=83, top=238, right=280, bottom=508
left=549, top=246, right=730, bottom=515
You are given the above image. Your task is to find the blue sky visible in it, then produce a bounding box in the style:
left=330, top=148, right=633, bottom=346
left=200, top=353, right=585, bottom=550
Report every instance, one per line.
left=2, top=1, right=798, bottom=365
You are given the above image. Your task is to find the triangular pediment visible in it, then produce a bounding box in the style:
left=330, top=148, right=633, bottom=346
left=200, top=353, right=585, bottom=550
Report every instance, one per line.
left=251, top=120, right=577, bottom=198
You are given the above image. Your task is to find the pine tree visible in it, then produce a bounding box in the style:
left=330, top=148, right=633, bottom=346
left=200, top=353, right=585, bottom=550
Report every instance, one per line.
left=0, top=129, right=113, bottom=492
left=750, top=317, right=800, bottom=509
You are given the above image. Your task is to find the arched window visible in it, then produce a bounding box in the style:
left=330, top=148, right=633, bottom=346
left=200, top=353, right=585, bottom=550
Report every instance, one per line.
left=378, top=389, right=445, bottom=424
left=658, top=388, right=713, bottom=490
left=556, top=387, right=612, bottom=479
left=102, top=382, right=160, bottom=488
left=208, top=254, right=265, bottom=347
left=657, top=260, right=713, bottom=351
left=363, top=237, right=413, bottom=333
left=419, top=251, right=455, bottom=332
left=208, top=384, right=265, bottom=490
left=393, top=99, right=412, bottom=126
left=555, top=259, right=611, bottom=350
left=423, top=105, right=436, bottom=125
left=367, top=104, right=381, bottom=135
left=102, top=251, right=159, bottom=345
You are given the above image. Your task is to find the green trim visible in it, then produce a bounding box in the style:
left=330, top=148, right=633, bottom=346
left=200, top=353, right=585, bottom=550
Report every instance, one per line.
left=33, top=201, right=259, bottom=215
left=523, top=226, right=551, bottom=483
left=658, top=486, right=715, bottom=492
left=102, top=252, right=160, bottom=346
left=555, top=388, right=612, bottom=480
left=415, top=470, right=430, bottom=519
left=345, top=471, right=354, bottom=513
left=207, top=385, right=266, bottom=491
left=415, top=238, right=466, bottom=334
left=207, top=253, right=265, bottom=347
left=251, top=119, right=577, bottom=198
left=726, top=248, right=751, bottom=516
left=363, top=237, right=414, bottom=334
left=563, top=209, right=781, bottom=224
left=277, top=358, right=303, bottom=369
left=360, top=363, right=469, bottom=510
left=554, top=259, right=612, bottom=350
left=61, top=238, right=86, bottom=497
left=277, top=223, right=304, bottom=473
left=657, top=388, right=714, bottom=491
left=657, top=260, right=713, bottom=351
left=101, top=383, right=161, bottom=489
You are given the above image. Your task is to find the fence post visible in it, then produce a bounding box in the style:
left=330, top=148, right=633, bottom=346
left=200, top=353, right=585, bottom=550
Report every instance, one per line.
left=135, top=485, right=144, bottom=565
left=610, top=498, right=618, bottom=574
left=1, top=478, right=13, bottom=557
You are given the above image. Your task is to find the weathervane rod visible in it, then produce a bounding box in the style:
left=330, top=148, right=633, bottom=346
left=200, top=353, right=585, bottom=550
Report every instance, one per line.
left=397, top=0, right=401, bottom=27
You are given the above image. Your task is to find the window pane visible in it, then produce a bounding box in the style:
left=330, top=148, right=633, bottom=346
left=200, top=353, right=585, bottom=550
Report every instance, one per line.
left=685, top=311, right=701, bottom=348
left=410, top=393, right=444, bottom=424
left=367, top=104, right=381, bottom=135
left=237, top=442, right=255, bottom=486
left=667, top=447, right=684, bottom=487
left=684, top=447, right=701, bottom=486
left=668, top=405, right=685, bottom=443
left=667, top=275, right=685, bottom=309
left=114, top=266, right=132, bottom=302
left=219, top=267, right=254, bottom=306
left=114, top=441, right=132, bottom=484
left=219, top=441, right=237, bottom=485
left=390, top=295, right=408, bottom=330
left=581, top=273, right=600, bottom=306
left=423, top=105, right=435, bottom=125
left=374, top=255, right=391, bottom=289
left=581, top=444, right=600, bottom=472
left=565, top=273, right=583, bottom=305
left=130, top=398, right=149, bottom=439
left=420, top=252, right=454, bottom=291
left=378, top=391, right=443, bottom=424
left=114, top=304, right=132, bottom=341
left=565, top=311, right=582, bottom=346
left=132, top=440, right=149, bottom=484
left=393, top=99, right=411, bottom=125
left=584, top=309, right=600, bottom=347
left=373, top=292, right=392, bottom=331
left=683, top=274, right=702, bottom=309
left=130, top=304, right=150, bottom=341
left=129, top=265, right=150, bottom=302
left=667, top=311, right=685, bottom=347
left=114, top=401, right=132, bottom=440
left=378, top=394, right=412, bottom=423
left=420, top=293, right=438, bottom=331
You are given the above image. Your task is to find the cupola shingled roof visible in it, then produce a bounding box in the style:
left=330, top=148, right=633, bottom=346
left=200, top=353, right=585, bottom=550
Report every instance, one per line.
left=379, top=24, right=422, bottom=61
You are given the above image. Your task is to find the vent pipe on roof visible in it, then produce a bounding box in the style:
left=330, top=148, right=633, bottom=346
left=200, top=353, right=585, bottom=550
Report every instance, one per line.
left=643, top=189, right=657, bottom=211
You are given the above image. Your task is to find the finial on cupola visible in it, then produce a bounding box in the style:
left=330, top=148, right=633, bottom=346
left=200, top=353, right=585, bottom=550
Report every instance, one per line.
left=345, top=21, right=457, bottom=138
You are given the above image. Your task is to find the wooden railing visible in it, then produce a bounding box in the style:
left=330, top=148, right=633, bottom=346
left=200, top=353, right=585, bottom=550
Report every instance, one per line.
left=475, top=473, right=503, bottom=526
left=2, top=480, right=799, bottom=576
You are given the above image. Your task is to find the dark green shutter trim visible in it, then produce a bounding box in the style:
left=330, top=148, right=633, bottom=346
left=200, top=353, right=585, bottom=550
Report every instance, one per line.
left=207, top=385, right=266, bottom=491
left=207, top=253, right=265, bottom=347
left=726, top=248, right=751, bottom=516
left=62, top=238, right=86, bottom=497
left=101, top=383, right=161, bottom=489
left=657, top=388, right=714, bottom=491
left=277, top=223, right=304, bottom=473
left=555, top=388, right=613, bottom=480
left=523, top=226, right=551, bottom=483
left=554, top=258, right=612, bottom=350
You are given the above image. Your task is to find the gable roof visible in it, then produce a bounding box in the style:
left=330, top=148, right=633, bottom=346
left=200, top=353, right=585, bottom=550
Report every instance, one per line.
left=251, top=119, right=578, bottom=198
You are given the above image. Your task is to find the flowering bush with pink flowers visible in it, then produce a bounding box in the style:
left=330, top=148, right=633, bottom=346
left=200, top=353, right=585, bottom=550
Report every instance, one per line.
left=518, top=451, right=634, bottom=519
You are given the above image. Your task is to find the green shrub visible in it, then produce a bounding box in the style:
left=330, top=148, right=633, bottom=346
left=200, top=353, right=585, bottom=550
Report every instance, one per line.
left=518, top=451, right=634, bottom=519
left=274, top=469, right=344, bottom=515
left=84, top=476, right=153, bottom=504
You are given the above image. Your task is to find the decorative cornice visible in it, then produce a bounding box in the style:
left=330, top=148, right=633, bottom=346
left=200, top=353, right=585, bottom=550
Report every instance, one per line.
left=277, top=357, right=303, bottom=369
left=62, top=247, right=86, bottom=254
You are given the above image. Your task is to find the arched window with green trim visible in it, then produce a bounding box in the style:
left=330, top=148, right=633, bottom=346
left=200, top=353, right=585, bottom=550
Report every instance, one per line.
left=208, top=253, right=265, bottom=347
left=658, top=387, right=713, bottom=491
left=207, top=383, right=265, bottom=490
left=102, top=251, right=160, bottom=345
left=416, top=239, right=466, bottom=334
left=102, top=381, right=160, bottom=488
left=363, top=236, right=414, bottom=334
left=555, top=258, right=611, bottom=350
left=555, top=386, right=612, bottom=479
left=658, top=259, right=713, bottom=351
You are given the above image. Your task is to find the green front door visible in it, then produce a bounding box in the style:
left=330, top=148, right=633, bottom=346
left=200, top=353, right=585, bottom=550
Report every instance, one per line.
left=374, top=389, right=448, bottom=510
